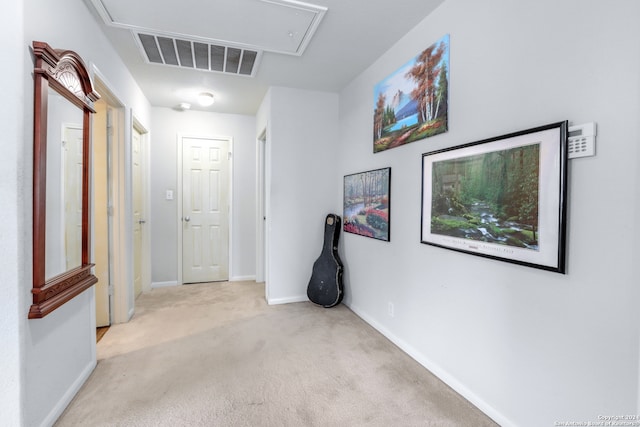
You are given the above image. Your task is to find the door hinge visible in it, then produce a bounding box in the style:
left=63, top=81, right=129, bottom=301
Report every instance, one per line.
left=228, top=152, right=232, bottom=160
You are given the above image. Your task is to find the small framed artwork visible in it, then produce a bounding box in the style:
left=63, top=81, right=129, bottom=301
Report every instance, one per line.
left=373, top=34, right=449, bottom=153
left=421, top=121, right=568, bottom=273
left=344, top=167, right=391, bottom=241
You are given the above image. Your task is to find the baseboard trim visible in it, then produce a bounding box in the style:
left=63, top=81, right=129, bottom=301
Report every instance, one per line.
left=40, top=359, right=96, bottom=427
left=267, top=295, right=307, bottom=305
left=151, top=281, right=178, bottom=289
left=346, top=303, right=515, bottom=427
left=230, top=275, right=256, bottom=282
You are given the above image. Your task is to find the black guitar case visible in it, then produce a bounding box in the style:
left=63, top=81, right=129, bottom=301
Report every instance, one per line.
left=307, top=214, right=344, bottom=308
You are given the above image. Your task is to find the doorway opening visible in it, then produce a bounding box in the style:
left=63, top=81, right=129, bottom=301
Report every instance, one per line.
left=92, top=84, right=118, bottom=328
left=92, top=73, right=131, bottom=327
left=256, top=129, right=269, bottom=296
left=132, top=119, right=150, bottom=299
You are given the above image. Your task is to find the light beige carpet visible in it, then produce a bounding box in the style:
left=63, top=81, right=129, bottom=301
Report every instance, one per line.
left=55, top=281, right=498, bottom=426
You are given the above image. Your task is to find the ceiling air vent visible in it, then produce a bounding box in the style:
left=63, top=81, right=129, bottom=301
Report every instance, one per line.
left=136, top=32, right=262, bottom=77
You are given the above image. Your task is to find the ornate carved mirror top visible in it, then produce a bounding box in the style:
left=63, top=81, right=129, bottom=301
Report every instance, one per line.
left=30, top=41, right=100, bottom=319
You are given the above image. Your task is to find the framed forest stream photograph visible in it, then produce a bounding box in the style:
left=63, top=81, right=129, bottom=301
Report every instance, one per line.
left=344, top=167, right=391, bottom=241
left=420, top=121, right=568, bottom=272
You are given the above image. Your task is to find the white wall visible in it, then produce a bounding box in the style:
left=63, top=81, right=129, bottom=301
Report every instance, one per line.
left=150, top=108, right=257, bottom=284
left=338, top=0, right=640, bottom=425
left=0, top=0, right=26, bottom=424
left=16, top=0, right=152, bottom=425
left=257, top=87, right=340, bottom=304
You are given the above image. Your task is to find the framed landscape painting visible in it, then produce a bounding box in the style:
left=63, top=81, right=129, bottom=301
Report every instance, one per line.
left=420, top=121, right=568, bottom=273
left=373, top=34, right=449, bottom=153
left=344, top=167, right=391, bottom=241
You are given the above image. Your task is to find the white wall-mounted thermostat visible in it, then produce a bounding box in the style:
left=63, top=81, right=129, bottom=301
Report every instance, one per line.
left=568, top=122, right=596, bottom=159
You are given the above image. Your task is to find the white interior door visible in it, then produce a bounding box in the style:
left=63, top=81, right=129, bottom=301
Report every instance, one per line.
left=182, top=137, right=230, bottom=284
left=132, top=127, right=144, bottom=298
left=256, top=131, right=267, bottom=284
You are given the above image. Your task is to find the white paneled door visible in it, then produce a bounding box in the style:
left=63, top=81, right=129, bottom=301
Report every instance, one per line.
left=182, top=137, right=230, bottom=283
left=132, top=127, right=144, bottom=298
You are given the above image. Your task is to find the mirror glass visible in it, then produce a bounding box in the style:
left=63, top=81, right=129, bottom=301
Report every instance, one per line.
left=44, top=87, right=84, bottom=280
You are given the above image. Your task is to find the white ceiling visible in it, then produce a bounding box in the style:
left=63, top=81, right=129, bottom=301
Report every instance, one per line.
left=84, top=0, right=445, bottom=115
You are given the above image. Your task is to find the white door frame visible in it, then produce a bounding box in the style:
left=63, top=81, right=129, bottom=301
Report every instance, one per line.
left=132, top=117, right=151, bottom=294
left=177, top=134, right=234, bottom=285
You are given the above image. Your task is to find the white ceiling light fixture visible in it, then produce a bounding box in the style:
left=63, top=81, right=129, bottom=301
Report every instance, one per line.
left=198, top=92, right=215, bottom=107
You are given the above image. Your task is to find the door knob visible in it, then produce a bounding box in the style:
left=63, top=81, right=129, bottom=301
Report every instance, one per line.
left=138, top=219, right=146, bottom=224
left=184, top=216, right=190, bottom=222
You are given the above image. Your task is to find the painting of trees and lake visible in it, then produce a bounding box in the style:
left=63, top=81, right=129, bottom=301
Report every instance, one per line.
left=373, top=34, right=449, bottom=153
left=430, top=143, right=540, bottom=250
left=344, top=167, right=391, bottom=241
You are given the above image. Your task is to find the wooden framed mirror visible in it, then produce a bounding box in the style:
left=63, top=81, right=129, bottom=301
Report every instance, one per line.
left=30, top=41, right=100, bottom=318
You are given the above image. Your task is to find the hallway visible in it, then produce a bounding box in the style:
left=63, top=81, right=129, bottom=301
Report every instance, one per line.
left=56, top=282, right=496, bottom=426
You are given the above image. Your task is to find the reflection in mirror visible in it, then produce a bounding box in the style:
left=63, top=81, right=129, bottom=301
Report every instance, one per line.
left=45, top=88, right=84, bottom=280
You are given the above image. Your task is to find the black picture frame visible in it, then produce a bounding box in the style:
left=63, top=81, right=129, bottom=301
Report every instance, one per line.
left=344, top=167, right=391, bottom=241
left=420, top=121, right=568, bottom=273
